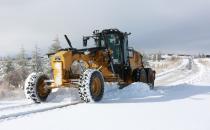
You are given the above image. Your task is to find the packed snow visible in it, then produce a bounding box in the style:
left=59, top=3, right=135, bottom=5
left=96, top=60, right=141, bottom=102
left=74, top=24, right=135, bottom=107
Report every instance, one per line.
left=0, top=57, right=210, bottom=130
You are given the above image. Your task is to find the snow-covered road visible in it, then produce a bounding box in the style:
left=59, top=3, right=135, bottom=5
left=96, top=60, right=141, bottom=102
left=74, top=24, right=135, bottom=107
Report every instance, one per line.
left=0, top=58, right=210, bottom=130
left=155, top=58, right=199, bottom=86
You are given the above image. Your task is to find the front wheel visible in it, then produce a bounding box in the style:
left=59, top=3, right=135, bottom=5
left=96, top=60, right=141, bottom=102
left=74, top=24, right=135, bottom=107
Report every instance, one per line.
left=24, top=73, right=51, bottom=103
left=78, top=69, right=104, bottom=103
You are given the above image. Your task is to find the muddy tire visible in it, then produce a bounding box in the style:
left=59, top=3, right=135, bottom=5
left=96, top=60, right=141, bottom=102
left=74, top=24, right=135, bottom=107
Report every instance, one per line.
left=24, top=73, right=51, bottom=103
left=78, top=69, right=104, bottom=103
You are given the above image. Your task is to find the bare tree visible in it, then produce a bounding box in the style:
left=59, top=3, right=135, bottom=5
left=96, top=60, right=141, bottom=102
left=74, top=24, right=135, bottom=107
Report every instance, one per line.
left=16, top=46, right=29, bottom=87
left=17, top=46, right=27, bottom=66
left=157, top=51, right=162, bottom=62
left=152, top=54, right=156, bottom=61
left=5, top=71, right=22, bottom=88
left=4, top=56, right=14, bottom=73
left=48, top=36, right=62, bottom=53
left=32, top=44, right=43, bottom=72
left=3, top=56, right=22, bottom=88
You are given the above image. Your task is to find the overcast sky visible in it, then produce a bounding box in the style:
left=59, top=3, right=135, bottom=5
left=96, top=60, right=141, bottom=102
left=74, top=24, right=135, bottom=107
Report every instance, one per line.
left=0, top=0, right=210, bottom=56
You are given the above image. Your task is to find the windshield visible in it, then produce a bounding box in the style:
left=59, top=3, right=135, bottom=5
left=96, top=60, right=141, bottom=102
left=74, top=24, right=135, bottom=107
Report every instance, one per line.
left=84, top=36, right=106, bottom=48
left=83, top=33, right=121, bottom=49
left=96, top=34, right=121, bottom=48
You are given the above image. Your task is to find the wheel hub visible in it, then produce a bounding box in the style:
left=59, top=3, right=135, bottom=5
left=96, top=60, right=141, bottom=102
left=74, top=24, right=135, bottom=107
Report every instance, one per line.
left=91, top=77, right=101, bottom=97
left=37, top=78, right=49, bottom=97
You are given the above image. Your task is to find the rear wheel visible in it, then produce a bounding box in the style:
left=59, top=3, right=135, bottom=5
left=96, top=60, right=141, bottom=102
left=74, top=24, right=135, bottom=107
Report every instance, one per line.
left=132, top=68, right=147, bottom=83
left=139, top=69, right=147, bottom=83
left=145, top=68, right=155, bottom=89
left=78, top=69, right=104, bottom=103
left=24, top=73, right=51, bottom=103
left=132, top=68, right=156, bottom=89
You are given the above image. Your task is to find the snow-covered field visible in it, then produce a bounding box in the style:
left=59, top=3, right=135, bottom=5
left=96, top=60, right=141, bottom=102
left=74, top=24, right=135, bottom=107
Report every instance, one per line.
left=0, top=57, right=210, bottom=130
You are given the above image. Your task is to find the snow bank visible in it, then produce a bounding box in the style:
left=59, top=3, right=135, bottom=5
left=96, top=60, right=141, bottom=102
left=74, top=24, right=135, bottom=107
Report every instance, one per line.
left=102, top=82, right=158, bottom=103
left=47, top=88, right=80, bottom=103
left=45, top=83, right=155, bottom=103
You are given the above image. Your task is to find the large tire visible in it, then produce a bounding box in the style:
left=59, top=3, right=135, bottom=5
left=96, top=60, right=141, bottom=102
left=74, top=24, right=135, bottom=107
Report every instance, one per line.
left=132, top=68, right=147, bottom=83
left=78, top=69, right=104, bottom=103
left=145, top=68, right=155, bottom=89
left=24, top=73, right=51, bottom=103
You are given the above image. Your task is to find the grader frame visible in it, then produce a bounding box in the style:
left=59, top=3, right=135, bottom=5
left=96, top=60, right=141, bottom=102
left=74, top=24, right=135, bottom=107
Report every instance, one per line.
left=24, top=29, right=155, bottom=103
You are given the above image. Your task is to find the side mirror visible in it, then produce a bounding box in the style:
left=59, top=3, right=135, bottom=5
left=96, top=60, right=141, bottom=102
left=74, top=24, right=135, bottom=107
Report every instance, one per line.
left=83, top=37, right=89, bottom=47
left=125, top=32, right=131, bottom=36
left=128, top=47, right=134, bottom=58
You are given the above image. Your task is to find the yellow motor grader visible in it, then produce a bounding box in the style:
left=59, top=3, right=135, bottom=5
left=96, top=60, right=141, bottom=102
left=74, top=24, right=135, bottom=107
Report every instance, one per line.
left=24, top=29, right=155, bottom=103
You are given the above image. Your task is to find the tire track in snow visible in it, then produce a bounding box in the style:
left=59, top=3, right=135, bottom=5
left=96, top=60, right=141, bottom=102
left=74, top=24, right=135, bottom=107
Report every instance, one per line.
left=0, top=88, right=81, bottom=121
left=0, top=101, right=82, bottom=121
left=156, top=59, right=188, bottom=80
left=182, top=59, right=210, bottom=85
left=155, top=58, right=192, bottom=86
left=0, top=103, right=34, bottom=111
left=168, top=59, right=206, bottom=85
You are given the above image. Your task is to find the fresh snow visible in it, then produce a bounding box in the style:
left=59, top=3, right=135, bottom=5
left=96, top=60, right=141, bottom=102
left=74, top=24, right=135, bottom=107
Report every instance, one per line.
left=156, top=59, right=188, bottom=78
left=0, top=57, right=210, bottom=130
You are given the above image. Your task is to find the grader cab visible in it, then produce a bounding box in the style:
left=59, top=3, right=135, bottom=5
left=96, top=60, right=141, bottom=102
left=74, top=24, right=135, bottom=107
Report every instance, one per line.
left=24, top=29, right=155, bottom=103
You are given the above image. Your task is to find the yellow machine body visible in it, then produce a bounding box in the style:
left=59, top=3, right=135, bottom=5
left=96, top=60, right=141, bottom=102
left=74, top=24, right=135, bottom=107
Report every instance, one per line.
left=50, top=49, right=143, bottom=88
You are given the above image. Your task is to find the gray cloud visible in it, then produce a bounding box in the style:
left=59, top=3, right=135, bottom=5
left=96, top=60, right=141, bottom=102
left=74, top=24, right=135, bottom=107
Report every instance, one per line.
left=0, top=0, right=210, bottom=56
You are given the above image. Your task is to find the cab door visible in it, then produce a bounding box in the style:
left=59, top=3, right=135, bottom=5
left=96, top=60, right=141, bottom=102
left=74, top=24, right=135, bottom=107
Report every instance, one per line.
left=107, top=34, right=122, bottom=64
